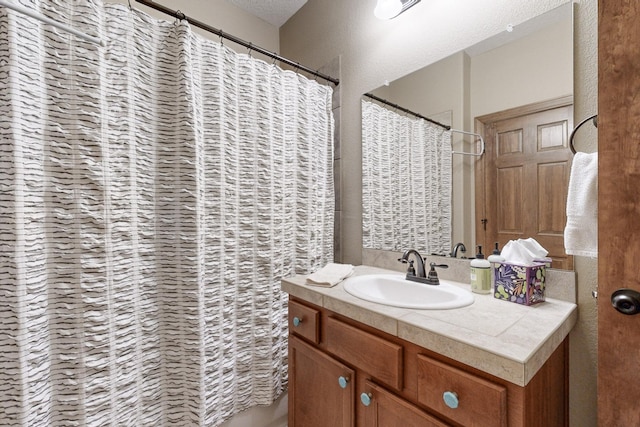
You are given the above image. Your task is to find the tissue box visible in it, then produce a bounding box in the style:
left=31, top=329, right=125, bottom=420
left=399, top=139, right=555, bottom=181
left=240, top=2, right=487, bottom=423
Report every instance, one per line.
left=534, top=257, right=552, bottom=268
left=493, top=262, right=546, bottom=305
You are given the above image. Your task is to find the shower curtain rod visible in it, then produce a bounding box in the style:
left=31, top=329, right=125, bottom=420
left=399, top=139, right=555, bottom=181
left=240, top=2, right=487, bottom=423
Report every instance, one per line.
left=363, top=92, right=485, bottom=157
left=134, top=0, right=339, bottom=86
left=0, top=0, right=104, bottom=45
left=363, top=92, right=451, bottom=130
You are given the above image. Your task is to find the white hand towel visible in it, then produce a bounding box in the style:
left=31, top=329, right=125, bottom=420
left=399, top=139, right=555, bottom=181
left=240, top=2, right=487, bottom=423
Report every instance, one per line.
left=564, top=152, right=598, bottom=257
left=306, top=263, right=354, bottom=287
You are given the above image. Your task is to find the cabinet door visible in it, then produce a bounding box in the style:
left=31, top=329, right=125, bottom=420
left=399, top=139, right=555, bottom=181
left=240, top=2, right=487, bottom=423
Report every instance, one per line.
left=361, top=380, right=449, bottom=427
left=289, top=335, right=355, bottom=427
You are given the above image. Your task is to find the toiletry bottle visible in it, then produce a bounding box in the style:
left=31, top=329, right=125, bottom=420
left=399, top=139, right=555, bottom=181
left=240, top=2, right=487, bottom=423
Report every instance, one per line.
left=487, top=242, right=505, bottom=290
left=470, top=245, right=491, bottom=294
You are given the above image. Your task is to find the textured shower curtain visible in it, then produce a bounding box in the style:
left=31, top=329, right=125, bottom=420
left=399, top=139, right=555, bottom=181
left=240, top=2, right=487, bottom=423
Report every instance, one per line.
left=361, top=99, right=451, bottom=254
left=0, top=1, right=334, bottom=426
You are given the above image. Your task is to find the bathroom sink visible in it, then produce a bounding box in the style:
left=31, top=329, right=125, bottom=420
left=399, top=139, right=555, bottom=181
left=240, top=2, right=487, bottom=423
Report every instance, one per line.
left=342, top=274, right=474, bottom=310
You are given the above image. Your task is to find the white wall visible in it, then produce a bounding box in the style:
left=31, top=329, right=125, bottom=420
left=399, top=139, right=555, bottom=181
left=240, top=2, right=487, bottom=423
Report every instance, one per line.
left=281, top=0, right=598, bottom=425
left=470, top=18, right=573, bottom=118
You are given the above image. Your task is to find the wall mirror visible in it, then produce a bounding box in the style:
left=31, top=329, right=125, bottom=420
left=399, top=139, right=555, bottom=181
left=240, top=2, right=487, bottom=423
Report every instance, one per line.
left=361, top=3, right=574, bottom=269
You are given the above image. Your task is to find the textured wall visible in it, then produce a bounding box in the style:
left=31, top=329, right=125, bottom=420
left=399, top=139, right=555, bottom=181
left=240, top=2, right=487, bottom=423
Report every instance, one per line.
left=281, top=0, right=598, bottom=425
left=570, top=0, right=598, bottom=426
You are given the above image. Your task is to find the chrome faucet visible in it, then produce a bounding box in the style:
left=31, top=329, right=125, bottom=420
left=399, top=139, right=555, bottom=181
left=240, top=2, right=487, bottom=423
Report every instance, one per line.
left=450, top=242, right=467, bottom=258
left=398, top=249, right=427, bottom=283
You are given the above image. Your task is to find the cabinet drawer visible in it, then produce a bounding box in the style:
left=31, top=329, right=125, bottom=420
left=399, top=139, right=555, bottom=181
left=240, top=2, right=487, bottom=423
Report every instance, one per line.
left=417, top=354, right=507, bottom=427
left=289, top=300, right=320, bottom=344
left=325, top=317, right=403, bottom=390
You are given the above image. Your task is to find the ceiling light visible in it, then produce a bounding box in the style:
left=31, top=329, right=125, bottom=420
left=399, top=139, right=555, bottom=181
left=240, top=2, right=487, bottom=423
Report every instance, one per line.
left=374, top=0, right=402, bottom=20
left=374, top=0, right=421, bottom=20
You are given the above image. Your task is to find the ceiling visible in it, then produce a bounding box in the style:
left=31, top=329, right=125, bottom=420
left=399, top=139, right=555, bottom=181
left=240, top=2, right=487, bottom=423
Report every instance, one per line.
left=226, top=0, right=308, bottom=27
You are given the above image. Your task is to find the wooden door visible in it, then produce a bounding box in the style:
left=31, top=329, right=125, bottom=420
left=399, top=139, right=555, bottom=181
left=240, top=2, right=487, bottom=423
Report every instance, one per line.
left=289, top=335, right=355, bottom=427
left=361, top=380, right=447, bottom=427
left=598, top=1, right=640, bottom=425
left=476, top=99, right=574, bottom=269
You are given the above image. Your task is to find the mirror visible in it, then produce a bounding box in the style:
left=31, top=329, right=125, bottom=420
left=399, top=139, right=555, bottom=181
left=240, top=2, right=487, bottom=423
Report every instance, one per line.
left=361, top=4, right=573, bottom=262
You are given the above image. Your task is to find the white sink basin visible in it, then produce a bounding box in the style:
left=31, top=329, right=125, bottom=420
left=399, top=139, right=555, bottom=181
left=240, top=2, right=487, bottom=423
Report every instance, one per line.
left=343, top=274, right=474, bottom=310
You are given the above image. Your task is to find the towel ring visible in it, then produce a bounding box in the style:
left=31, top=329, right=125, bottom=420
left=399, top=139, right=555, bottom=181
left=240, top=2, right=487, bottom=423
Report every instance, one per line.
left=569, top=114, right=598, bottom=154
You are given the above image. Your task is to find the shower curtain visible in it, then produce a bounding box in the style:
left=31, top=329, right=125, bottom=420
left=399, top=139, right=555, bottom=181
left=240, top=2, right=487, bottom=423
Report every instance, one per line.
left=361, top=99, right=451, bottom=255
left=0, top=1, right=334, bottom=426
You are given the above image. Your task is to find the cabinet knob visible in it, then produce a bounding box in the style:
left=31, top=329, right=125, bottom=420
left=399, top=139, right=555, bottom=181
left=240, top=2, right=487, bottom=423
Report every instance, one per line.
left=338, top=376, right=350, bottom=389
left=360, top=392, right=372, bottom=407
left=292, top=316, right=302, bottom=327
left=443, top=391, right=459, bottom=409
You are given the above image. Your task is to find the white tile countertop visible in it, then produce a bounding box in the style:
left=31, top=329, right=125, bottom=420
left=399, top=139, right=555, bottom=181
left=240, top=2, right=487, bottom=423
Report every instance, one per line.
left=281, top=265, right=578, bottom=387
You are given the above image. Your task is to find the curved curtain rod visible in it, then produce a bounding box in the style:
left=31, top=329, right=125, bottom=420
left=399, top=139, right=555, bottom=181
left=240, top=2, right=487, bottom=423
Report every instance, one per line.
left=134, top=0, right=339, bottom=86
left=569, top=114, right=598, bottom=154
left=363, top=93, right=485, bottom=157
left=363, top=92, right=451, bottom=130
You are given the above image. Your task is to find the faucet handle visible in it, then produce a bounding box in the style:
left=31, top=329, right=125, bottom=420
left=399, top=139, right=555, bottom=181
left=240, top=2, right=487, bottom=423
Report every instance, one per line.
left=406, top=260, right=416, bottom=276
left=398, top=257, right=416, bottom=276
left=430, top=263, right=449, bottom=269
left=425, top=263, right=449, bottom=285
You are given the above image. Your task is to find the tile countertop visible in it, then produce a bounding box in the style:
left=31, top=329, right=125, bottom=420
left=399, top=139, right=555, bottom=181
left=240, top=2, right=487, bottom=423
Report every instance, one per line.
left=281, top=265, right=578, bottom=387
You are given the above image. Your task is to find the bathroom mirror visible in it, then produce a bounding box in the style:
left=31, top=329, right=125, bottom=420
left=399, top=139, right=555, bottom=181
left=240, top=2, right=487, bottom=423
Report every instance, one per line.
left=361, top=3, right=573, bottom=266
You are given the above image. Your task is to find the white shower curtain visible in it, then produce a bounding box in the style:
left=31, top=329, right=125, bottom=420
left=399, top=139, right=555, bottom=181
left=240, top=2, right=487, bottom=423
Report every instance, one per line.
left=362, top=99, right=451, bottom=255
left=0, top=1, right=334, bottom=426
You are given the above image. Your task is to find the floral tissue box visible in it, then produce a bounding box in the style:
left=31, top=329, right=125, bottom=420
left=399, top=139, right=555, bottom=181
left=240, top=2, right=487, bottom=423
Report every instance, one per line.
left=493, top=262, right=546, bottom=305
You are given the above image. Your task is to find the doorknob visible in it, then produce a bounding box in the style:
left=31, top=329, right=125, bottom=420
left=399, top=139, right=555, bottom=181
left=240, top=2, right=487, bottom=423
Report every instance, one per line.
left=611, top=289, right=640, bottom=315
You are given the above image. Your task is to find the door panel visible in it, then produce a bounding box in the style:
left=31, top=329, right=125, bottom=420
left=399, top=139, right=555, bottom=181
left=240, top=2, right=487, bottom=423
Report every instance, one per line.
left=496, top=166, right=524, bottom=233
left=477, top=101, right=573, bottom=270
left=598, top=1, right=640, bottom=424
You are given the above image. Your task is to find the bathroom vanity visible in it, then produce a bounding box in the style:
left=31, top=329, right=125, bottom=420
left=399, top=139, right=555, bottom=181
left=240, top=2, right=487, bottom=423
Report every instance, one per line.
left=282, top=265, right=577, bottom=427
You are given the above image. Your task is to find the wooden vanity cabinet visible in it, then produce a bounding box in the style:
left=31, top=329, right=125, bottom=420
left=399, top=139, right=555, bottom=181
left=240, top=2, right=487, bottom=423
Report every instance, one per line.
left=288, top=297, right=568, bottom=427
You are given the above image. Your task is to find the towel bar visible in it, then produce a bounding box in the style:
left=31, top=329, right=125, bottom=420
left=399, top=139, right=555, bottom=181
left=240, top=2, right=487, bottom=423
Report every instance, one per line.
left=569, top=114, right=598, bottom=154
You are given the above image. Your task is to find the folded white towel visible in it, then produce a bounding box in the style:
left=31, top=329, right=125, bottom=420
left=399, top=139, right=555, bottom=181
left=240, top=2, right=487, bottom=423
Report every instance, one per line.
left=306, top=263, right=354, bottom=287
left=564, top=152, right=598, bottom=257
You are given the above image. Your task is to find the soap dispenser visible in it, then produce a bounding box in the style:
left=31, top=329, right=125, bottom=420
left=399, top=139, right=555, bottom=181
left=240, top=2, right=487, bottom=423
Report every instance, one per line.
left=470, top=245, right=491, bottom=294
left=487, top=242, right=505, bottom=290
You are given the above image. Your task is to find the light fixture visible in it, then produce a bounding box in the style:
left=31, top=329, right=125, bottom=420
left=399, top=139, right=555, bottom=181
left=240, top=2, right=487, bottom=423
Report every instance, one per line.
left=374, top=0, right=421, bottom=20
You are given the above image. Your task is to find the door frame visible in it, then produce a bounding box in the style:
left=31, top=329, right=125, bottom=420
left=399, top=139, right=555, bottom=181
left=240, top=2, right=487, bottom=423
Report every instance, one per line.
left=474, top=95, right=574, bottom=261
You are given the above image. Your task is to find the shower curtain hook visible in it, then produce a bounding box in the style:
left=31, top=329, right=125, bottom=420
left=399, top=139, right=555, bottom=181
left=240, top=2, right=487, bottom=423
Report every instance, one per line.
left=247, top=42, right=253, bottom=57
left=219, top=30, right=224, bottom=46
left=175, top=10, right=185, bottom=24
left=128, top=0, right=132, bottom=10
